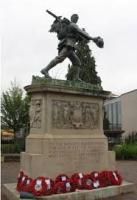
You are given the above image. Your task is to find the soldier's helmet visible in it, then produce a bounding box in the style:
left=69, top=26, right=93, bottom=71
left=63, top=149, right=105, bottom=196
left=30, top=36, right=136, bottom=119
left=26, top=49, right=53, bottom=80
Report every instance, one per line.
left=71, top=14, right=79, bottom=23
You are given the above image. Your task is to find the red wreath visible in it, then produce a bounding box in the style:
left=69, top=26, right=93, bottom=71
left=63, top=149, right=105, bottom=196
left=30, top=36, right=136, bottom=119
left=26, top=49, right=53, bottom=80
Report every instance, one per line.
left=17, top=170, right=24, bottom=179
left=83, top=174, right=94, bottom=190
left=16, top=170, right=123, bottom=196
left=90, top=171, right=99, bottom=179
left=16, top=171, right=25, bottom=191
left=31, top=177, right=47, bottom=196
left=22, top=177, right=34, bottom=192
left=99, top=171, right=111, bottom=187
left=16, top=174, right=28, bottom=191
left=55, top=174, right=69, bottom=183
left=90, top=171, right=101, bottom=189
left=70, top=173, right=85, bottom=190
left=108, top=171, right=122, bottom=185
left=44, top=178, right=54, bottom=195
left=53, top=181, right=75, bottom=194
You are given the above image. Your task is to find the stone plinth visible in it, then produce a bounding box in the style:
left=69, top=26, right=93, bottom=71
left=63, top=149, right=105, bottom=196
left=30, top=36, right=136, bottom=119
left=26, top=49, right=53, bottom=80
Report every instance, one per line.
left=2, top=182, right=135, bottom=200
left=21, top=78, right=115, bottom=178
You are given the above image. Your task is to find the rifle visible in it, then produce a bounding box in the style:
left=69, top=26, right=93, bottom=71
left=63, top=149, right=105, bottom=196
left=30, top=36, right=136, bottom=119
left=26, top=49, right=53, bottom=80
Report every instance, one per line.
left=46, top=10, right=62, bottom=21
left=46, top=10, right=104, bottom=48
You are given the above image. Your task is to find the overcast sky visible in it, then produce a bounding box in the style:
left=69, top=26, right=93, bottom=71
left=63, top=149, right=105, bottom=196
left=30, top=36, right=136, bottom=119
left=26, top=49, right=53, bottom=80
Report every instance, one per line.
left=1, top=0, right=137, bottom=95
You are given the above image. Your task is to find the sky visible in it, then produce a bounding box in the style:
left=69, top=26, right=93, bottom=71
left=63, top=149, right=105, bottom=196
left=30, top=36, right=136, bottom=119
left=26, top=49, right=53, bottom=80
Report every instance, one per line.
left=1, top=0, right=137, bottom=95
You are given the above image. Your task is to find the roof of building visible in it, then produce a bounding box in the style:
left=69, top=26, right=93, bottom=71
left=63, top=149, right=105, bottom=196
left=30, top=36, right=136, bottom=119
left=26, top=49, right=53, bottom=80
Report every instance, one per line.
left=120, top=89, right=137, bottom=97
left=104, top=89, right=137, bottom=104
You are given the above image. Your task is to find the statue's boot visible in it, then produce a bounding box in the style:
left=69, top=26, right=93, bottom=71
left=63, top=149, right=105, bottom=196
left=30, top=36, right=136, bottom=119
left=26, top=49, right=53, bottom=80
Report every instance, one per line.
left=41, top=67, right=51, bottom=78
left=41, top=59, right=58, bottom=78
left=41, top=70, right=51, bottom=78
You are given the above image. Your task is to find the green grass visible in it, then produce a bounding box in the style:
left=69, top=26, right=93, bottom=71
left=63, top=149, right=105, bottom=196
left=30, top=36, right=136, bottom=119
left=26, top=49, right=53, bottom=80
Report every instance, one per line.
left=114, top=143, right=137, bottom=160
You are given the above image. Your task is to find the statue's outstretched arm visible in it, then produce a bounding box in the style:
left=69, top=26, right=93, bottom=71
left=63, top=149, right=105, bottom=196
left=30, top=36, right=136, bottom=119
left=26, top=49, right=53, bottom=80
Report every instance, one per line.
left=70, top=23, right=104, bottom=48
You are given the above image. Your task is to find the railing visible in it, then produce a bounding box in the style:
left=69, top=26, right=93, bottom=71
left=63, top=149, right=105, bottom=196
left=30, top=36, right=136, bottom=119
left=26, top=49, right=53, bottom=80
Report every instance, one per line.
left=108, top=123, right=122, bottom=130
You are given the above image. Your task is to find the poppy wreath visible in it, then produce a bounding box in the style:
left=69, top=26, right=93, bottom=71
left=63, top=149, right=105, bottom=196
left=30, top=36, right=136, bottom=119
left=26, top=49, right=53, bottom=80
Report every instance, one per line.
left=31, top=177, right=47, bottom=196
left=70, top=173, right=85, bottom=189
left=53, top=181, right=75, bottom=194
left=16, top=171, right=25, bottom=191
left=99, top=171, right=111, bottom=187
left=83, top=174, right=94, bottom=190
left=90, top=171, right=101, bottom=189
left=55, top=174, right=69, bottom=184
left=16, top=174, right=28, bottom=192
left=108, top=171, right=122, bottom=185
left=22, top=177, right=34, bottom=192
left=16, top=170, right=123, bottom=196
left=44, top=178, right=54, bottom=195
left=17, top=170, right=24, bottom=180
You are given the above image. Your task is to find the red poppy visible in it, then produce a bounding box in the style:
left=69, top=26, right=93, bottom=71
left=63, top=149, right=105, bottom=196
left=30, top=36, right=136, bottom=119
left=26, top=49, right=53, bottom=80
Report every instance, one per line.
left=53, top=181, right=75, bottom=194
left=55, top=174, right=69, bottom=183
left=16, top=171, right=25, bottom=191
left=31, top=177, right=47, bottom=196
left=44, top=178, right=54, bottom=195
left=70, top=173, right=85, bottom=189
left=90, top=171, right=99, bottom=179
left=83, top=174, right=94, bottom=190
left=16, top=175, right=28, bottom=192
left=99, top=171, right=111, bottom=187
left=16, top=170, right=123, bottom=196
left=22, top=177, right=34, bottom=192
left=17, top=170, right=24, bottom=179
left=108, top=171, right=123, bottom=185
left=90, top=171, right=101, bottom=189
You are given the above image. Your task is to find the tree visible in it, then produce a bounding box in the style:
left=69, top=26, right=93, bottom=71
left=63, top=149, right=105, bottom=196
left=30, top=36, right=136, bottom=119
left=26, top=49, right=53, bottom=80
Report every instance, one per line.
left=66, top=39, right=102, bottom=85
left=1, top=81, right=30, bottom=135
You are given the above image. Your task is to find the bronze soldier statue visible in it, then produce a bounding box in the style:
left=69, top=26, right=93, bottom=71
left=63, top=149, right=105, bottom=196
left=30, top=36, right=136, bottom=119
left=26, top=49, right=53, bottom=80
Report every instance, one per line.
left=41, top=10, right=104, bottom=80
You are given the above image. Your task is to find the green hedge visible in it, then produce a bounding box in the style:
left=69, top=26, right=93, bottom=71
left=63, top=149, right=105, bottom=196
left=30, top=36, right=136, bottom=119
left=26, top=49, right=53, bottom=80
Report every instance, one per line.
left=1, top=139, right=25, bottom=154
left=114, top=143, right=137, bottom=160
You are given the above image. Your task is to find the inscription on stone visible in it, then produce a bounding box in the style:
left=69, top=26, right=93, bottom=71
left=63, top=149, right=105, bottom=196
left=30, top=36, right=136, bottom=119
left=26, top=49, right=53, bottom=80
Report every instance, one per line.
left=52, top=100, right=99, bottom=129
left=30, top=99, right=42, bottom=128
left=46, top=141, right=105, bottom=161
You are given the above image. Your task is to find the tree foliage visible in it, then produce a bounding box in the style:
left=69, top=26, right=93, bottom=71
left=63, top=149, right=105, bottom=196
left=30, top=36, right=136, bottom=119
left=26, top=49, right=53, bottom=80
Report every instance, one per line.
left=66, top=39, right=102, bottom=85
left=1, top=82, right=30, bottom=134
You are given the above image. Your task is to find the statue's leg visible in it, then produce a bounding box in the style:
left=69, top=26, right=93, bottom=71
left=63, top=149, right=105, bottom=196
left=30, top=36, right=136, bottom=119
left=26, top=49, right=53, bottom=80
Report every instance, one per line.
left=68, top=51, right=82, bottom=81
left=41, top=48, right=68, bottom=77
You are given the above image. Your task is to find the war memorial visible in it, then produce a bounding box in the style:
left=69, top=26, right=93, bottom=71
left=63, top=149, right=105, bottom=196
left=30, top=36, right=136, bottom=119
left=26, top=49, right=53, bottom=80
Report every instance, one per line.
left=3, top=10, right=134, bottom=200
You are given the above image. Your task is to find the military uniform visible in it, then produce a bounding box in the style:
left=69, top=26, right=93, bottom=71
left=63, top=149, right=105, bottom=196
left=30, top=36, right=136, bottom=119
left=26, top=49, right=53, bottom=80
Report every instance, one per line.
left=41, top=12, right=104, bottom=79
left=41, top=20, right=82, bottom=79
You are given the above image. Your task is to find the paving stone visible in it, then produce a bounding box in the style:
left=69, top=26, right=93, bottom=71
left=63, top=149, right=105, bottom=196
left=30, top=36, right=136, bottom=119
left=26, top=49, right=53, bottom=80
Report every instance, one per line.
left=1, top=161, right=137, bottom=200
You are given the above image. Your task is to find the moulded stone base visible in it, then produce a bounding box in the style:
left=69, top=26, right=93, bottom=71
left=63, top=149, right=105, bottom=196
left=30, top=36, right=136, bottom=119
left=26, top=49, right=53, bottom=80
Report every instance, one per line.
left=21, top=136, right=115, bottom=178
left=2, top=181, right=135, bottom=200
left=21, top=148, right=115, bottom=178
left=21, top=83, right=116, bottom=181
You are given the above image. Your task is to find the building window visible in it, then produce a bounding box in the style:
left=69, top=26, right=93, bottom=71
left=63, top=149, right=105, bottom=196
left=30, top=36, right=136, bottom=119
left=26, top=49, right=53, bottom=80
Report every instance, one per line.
left=104, top=100, right=122, bottom=130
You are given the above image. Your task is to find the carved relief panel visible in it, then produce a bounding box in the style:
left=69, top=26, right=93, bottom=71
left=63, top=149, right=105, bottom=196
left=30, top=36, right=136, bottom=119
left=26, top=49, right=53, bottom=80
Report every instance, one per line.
left=52, top=100, right=99, bottom=129
left=29, top=99, right=42, bottom=128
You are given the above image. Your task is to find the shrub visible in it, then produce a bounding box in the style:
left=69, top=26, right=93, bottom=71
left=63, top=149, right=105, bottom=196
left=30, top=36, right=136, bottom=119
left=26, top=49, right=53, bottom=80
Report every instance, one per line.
left=114, top=143, right=137, bottom=160
left=1, top=139, right=25, bottom=154
left=125, top=132, right=137, bottom=144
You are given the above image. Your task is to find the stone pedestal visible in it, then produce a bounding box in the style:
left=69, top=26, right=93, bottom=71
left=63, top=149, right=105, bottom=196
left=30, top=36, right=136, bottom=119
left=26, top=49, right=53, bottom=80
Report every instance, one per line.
left=21, top=79, right=115, bottom=178
left=2, top=182, right=135, bottom=200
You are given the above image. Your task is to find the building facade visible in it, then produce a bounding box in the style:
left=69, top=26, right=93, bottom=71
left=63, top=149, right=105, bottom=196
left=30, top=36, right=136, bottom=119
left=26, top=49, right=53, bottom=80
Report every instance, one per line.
left=104, top=89, right=137, bottom=138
